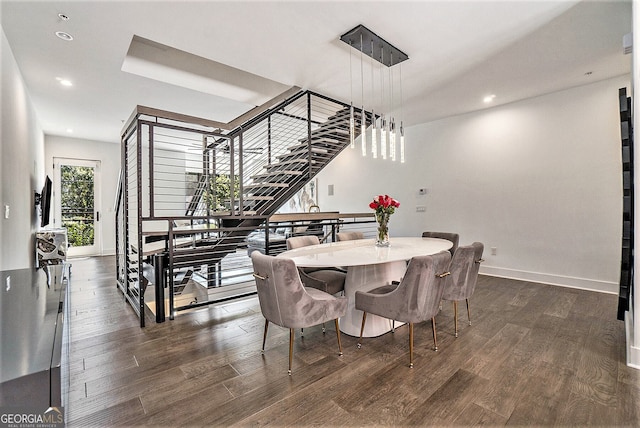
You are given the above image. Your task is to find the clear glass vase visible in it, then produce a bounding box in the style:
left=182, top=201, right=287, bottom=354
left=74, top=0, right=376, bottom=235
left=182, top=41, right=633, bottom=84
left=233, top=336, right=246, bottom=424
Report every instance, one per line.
left=376, top=214, right=390, bottom=247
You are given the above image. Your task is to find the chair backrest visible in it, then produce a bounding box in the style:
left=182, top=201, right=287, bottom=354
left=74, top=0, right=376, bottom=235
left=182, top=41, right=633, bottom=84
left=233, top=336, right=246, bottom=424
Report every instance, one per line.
left=251, top=252, right=326, bottom=329
left=443, top=242, right=484, bottom=301
left=336, top=231, right=364, bottom=241
left=422, top=231, right=459, bottom=256
left=286, top=235, right=320, bottom=250
left=382, top=251, right=451, bottom=323
left=466, top=242, right=484, bottom=297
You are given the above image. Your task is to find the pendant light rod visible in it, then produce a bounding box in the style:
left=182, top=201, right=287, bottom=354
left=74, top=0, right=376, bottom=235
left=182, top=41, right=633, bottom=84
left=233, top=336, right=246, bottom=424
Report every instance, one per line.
left=340, top=24, right=409, bottom=67
left=380, top=45, right=387, bottom=160
left=349, top=41, right=355, bottom=149
left=360, top=33, right=367, bottom=157
left=371, top=39, right=377, bottom=159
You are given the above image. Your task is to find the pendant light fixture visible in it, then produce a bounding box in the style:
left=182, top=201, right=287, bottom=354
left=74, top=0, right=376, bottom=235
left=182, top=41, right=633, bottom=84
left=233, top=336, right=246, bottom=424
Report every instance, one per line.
left=390, top=119, right=397, bottom=162
left=341, top=25, right=409, bottom=163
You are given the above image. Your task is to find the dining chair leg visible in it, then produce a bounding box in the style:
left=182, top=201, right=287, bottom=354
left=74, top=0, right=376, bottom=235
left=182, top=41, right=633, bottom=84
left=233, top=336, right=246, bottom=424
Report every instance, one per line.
left=301, top=327, right=304, bottom=337
left=391, top=320, right=395, bottom=333
left=431, top=317, right=438, bottom=351
left=454, top=300, right=459, bottom=338
left=335, top=319, right=343, bottom=356
left=322, top=322, right=326, bottom=334
left=357, top=312, right=367, bottom=349
left=288, top=328, right=294, bottom=375
left=466, top=299, right=472, bottom=326
left=261, top=319, right=269, bottom=353
left=409, top=322, right=414, bottom=368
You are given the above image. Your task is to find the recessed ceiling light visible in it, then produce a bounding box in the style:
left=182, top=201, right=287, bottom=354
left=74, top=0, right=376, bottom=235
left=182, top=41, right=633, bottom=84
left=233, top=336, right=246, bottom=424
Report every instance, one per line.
left=483, top=94, right=496, bottom=103
left=58, top=13, right=70, bottom=21
left=55, top=31, right=73, bottom=41
left=56, top=77, right=73, bottom=87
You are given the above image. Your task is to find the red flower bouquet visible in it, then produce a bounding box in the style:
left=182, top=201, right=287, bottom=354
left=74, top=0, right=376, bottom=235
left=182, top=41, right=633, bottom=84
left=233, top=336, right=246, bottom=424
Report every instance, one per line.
left=369, top=195, right=400, bottom=246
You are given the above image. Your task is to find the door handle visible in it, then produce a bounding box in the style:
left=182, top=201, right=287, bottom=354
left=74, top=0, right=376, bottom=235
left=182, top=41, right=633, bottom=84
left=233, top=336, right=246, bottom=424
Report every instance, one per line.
left=96, top=211, right=100, bottom=222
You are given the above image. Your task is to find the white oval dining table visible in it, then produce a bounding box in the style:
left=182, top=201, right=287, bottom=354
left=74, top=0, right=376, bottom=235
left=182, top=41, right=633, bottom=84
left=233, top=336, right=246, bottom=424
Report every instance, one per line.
left=278, top=237, right=453, bottom=337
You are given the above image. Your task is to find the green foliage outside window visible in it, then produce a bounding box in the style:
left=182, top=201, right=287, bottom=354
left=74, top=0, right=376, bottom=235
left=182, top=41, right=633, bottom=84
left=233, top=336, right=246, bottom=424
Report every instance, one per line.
left=60, top=165, right=95, bottom=247
left=203, top=174, right=240, bottom=211
left=64, top=220, right=95, bottom=247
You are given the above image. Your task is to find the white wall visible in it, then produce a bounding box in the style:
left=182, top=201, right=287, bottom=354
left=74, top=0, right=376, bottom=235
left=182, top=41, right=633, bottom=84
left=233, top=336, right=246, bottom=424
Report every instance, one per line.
left=149, top=148, right=189, bottom=217
left=45, top=135, right=120, bottom=255
left=319, top=74, right=629, bottom=294
left=0, top=28, right=45, bottom=270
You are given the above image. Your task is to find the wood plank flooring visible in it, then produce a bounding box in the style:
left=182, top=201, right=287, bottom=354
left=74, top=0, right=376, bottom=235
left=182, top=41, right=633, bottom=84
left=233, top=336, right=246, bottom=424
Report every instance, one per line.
left=66, top=256, right=640, bottom=427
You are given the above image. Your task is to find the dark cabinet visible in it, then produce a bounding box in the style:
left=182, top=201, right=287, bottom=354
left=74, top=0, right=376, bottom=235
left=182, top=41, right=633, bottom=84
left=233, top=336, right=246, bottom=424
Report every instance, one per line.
left=0, top=264, right=69, bottom=413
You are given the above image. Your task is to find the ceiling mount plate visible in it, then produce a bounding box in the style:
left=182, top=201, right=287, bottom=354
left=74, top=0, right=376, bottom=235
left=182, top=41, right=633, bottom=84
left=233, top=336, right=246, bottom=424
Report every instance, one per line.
left=340, top=24, right=409, bottom=67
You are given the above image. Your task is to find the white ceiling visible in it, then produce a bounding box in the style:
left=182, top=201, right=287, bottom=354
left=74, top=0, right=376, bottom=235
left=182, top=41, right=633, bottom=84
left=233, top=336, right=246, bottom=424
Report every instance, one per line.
left=0, top=0, right=632, bottom=144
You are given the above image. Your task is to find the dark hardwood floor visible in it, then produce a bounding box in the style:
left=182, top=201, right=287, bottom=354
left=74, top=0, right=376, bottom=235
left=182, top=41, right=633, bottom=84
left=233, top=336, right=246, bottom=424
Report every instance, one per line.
left=66, top=256, right=640, bottom=427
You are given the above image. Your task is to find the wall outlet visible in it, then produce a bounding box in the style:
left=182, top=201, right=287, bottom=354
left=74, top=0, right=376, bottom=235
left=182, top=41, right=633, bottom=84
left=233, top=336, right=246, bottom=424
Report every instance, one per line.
left=328, top=184, right=334, bottom=196
left=491, top=247, right=497, bottom=256
left=416, top=206, right=426, bottom=212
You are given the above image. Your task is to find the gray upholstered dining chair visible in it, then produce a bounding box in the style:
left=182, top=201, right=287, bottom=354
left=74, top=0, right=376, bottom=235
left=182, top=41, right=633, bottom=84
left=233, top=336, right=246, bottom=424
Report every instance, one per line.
left=251, top=252, right=348, bottom=375
left=442, top=242, right=484, bottom=337
left=336, top=231, right=365, bottom=241
left=355, top=251, right=452, bottom=368
left=421, top=231, right=459, bottom=256
left=286, top=235, right=346, bottom=295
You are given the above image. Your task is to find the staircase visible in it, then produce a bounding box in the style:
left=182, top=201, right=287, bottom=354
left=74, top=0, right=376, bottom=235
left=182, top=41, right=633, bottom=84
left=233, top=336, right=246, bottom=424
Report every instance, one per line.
left=175, top=91, right=372, bottom=251
left=243, top=106, right=365, bottom=215
left=117, top=89, right=373, bottom=325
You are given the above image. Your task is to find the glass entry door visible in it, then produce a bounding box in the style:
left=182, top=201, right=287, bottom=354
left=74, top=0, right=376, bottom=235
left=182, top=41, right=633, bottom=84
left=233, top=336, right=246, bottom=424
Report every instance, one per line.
left=54, top=158, right=101, bottom=257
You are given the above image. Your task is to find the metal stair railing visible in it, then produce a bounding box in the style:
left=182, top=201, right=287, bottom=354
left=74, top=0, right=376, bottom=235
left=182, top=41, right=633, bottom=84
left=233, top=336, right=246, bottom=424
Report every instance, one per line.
left=118, top=88, right=373, bottom=325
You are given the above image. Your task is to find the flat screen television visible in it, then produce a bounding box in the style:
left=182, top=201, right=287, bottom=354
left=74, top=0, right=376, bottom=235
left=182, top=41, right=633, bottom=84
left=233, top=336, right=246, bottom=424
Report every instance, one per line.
left=38, top=176, right=52, bottom=228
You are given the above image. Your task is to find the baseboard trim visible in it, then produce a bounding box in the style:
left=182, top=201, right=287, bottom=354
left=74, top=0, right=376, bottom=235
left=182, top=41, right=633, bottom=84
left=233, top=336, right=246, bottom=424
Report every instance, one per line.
left=480, top=265, right=618, bottom=294
left=625, top=311, right=640, bottom=369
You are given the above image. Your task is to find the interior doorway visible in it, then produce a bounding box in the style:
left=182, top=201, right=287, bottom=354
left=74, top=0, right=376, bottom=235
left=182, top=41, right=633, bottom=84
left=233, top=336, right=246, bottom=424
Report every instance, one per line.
left=53, top=157, right=102, bottom=257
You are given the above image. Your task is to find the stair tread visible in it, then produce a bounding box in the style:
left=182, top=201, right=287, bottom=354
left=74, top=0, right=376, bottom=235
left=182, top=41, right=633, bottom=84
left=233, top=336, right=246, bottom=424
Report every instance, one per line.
left=245, top=189, right=287, bottom=197
left=243, top=195, right=274, bottom=201
left=277, top=153, right=333, bottom=164
left=328, top=109, right=350, bottom=119
left=287, top=146, right=330, bottom=154
left=245, top=183, right=289, bottom=189
left=265, top=159, right=317, bottom=167
left=311, top=127, right=350, bottom=136
left=289, top=142, right=341, bottom=152
left=316, top=117, right=351, bottom=127
left=251, top=170, right=304, bottom=180
left=321, top=117, right=350, bottom=128
left=277, top=150, right=330, bottom=161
